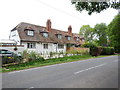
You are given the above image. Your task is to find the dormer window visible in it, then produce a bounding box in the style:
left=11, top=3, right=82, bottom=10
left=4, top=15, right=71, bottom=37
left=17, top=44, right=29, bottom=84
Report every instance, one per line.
left=27, top=30, right=34, bottom=36
left=76, top=37, right=80, bottom=41
left=57, top=34, right=62, bottom=39
left=67, top=36, right=71, bottom=40
left=43, top=32, right=48, bottom=38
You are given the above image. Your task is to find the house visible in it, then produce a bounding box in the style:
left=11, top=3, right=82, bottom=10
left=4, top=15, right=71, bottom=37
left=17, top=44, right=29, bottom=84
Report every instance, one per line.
left=9, top=19, right=85, bottom=55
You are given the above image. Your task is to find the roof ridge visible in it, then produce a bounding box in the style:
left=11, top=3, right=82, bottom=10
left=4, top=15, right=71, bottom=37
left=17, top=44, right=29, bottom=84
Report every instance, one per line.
left=19, top=22, right=68, bottom=33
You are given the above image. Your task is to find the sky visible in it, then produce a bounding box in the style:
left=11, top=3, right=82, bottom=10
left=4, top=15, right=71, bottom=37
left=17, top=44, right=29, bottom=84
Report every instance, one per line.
left=0, top=0, right=118, bottom=40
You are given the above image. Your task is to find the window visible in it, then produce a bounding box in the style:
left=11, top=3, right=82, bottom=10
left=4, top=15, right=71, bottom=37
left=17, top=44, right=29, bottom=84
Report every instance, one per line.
left=43, top=44, right=48, bottom=49
left=43, top=33, right=48, bottom=38
left=27, top=43, right=36, bottom=48
left=57, top=34, right=62, bottom=39
left=12, top=34, right=16, bottom=37
left=58, top=44, right=64, bottom=49
left=27, top=30, right=34, bottom=36
left=76, top=37, right=80, bottom=41
left=67, top=36, right=71, bottom=40
left=11, top=30, right=16, bottom=37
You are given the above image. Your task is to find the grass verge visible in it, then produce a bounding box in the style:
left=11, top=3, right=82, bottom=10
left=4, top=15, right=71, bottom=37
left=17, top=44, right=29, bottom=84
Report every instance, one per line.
left=2, top=54, right=117, bottom=73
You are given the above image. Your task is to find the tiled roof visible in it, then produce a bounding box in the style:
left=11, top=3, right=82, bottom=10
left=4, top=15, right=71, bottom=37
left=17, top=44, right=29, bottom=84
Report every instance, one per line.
left=12, top=22, right=84, bottom=44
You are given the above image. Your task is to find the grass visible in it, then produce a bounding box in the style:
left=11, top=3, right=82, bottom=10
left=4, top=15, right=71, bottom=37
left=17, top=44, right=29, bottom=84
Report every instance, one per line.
left=0, top=68, right=2, bottom=73
left=2, top=54, right=117, bottom=73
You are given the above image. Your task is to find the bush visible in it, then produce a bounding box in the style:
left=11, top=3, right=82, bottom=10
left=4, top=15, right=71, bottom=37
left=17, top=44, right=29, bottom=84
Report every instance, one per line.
left=100, top=47, right=115, bottom=55
left=28, top=51, right=38, bottom=61
left=28, top=51, right=44, bottom=62
left=20, top=50, right=44, bottom=63
left=82, top=42, right=101, bottom=56
left=20, top=50, right=29, bottom=63
left=13, top=54, right=22, bottom=63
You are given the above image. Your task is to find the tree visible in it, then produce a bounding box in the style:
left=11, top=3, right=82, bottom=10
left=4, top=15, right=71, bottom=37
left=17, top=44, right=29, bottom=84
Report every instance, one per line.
left=79, top=25, right=94, bottom=42
left=107, top=14, right=120, bottom=53
left=71, top=0, right=120, bottom=15
left=94, top=23, right=107, bottom=46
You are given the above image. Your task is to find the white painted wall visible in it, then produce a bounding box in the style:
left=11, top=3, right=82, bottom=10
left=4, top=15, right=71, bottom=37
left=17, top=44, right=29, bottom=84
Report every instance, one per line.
left=9, top=30, right=21, bottom=45
left=9, top=30, right=66, bottom=55
left=57, top=44, right=66, bottom=53
left=21, top=42, right=66, bottom=54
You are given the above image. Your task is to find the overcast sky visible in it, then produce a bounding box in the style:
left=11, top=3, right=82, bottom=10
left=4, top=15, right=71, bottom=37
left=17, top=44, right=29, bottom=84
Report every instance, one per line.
left=0, top=0, right=118, bottom=39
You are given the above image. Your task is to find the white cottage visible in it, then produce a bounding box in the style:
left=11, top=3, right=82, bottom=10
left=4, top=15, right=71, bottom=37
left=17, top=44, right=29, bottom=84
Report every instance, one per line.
left=9, top=19, right=85, bottom=55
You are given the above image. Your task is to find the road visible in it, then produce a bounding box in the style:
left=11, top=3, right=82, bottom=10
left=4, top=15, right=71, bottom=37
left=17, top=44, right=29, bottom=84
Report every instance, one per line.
left=2, top=56, right=118, bottom=88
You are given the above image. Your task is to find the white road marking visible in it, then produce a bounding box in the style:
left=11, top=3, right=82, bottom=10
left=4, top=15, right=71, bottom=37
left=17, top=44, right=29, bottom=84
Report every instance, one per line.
left=25, top=87, right=34, bottom=90
left=29, top=86, right=34, bottom=89
left=74, top=63, right=107, bottom=75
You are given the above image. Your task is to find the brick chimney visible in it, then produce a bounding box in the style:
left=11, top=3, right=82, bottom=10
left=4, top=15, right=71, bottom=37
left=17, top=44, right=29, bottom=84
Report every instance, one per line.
left=68, top=25, right=72, bottom=35
left=46, top=19, right=51, bottom=32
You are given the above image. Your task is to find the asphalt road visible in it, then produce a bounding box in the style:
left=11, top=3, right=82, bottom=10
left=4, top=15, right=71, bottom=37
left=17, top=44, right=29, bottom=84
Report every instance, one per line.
left=2, top=56, right=118, bottom=88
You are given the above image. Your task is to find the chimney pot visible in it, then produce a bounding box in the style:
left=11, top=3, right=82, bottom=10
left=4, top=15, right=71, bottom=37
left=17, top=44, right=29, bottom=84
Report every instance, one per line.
left=46, top=19, right=51, bottom=32
left=68, top=25, right=72, bottom=35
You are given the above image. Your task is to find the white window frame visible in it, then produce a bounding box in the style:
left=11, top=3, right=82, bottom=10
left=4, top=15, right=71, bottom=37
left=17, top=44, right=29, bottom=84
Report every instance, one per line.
left=76, top=37, right=80, bottom=41
left=58, top=44, right=64, bottom=49
left=57, top=34, right=62, bottom=39
left=43, top=44, right=48, bottom=49
left=43, top=32, right=48, bottom=38
left=27, top=43, right=36, bottom=48
left=27, top=30, right=34, bottom=36
left=67, top=36, right=71, bottom=40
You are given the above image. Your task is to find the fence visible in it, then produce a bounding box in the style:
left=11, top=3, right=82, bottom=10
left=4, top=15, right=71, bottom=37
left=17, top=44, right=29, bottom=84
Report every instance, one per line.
left=66, top=47, right=89, bottom=54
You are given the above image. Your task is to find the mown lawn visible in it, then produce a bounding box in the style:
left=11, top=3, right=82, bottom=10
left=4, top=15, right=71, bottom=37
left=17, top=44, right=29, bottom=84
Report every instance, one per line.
left=2, top=54, right=116, bottom=72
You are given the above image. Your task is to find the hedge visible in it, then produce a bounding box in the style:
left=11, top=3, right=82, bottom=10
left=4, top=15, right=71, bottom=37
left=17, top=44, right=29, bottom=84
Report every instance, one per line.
left=82, top=43, right=115, bottom=56
left=100, top=47, right=115, bottom=55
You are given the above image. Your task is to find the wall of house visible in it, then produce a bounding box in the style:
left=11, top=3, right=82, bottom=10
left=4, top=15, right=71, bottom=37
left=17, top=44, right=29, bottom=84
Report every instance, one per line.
left=21, top=42, right=66, bottom=54
left=56, top=44, right=66, bottom=53
left=9, top=30, right=21, bottom=45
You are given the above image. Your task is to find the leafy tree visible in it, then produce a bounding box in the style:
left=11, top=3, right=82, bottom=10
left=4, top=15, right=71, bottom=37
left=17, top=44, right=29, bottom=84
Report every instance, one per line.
left=79, top=25, right=94, bottom=42
left=71, top=0, right=120, bottom=15
left=107, top=14, right=120, bottom=53
left=94, top=23, right=108, bottom=46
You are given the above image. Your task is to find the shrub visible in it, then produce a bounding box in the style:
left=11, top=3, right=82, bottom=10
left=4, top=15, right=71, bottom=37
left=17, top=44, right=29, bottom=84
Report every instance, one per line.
left=100, top=47, right=115, bottom=55
left=20, top=50, right=44, bottom=63
left=13, top=54, right=22, bottom=63
left=28, top=51, right=38, bottom=61
left=28, top=51, right=44, bottom=62
left=90, top=46, right=103, bottom=56
left=20, top=50, right=29, bottom=63
left=82, top=42, right=101, bottom=56
left=35, top=55, right=44, bottom=62
left=50, top=52, right=53, bottom=58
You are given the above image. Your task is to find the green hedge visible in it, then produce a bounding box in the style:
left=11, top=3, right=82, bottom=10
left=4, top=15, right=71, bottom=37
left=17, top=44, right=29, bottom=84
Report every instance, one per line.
left=100, top=47, right=115, bottom=55
left=82, top=43, right=101, bottom=56
left=82, top=43, right=115, bottom=56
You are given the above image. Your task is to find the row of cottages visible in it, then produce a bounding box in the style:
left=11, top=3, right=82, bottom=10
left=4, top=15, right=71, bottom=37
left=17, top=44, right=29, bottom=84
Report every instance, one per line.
left=9, top=19, right=85, bottom=55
